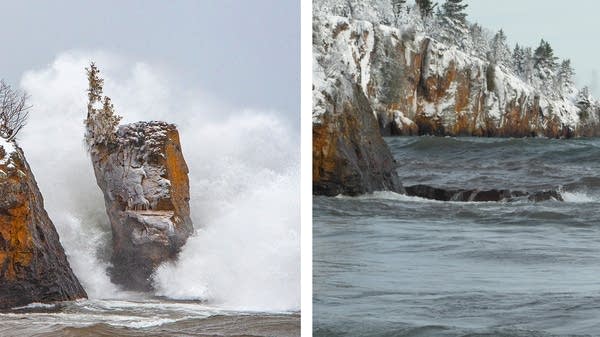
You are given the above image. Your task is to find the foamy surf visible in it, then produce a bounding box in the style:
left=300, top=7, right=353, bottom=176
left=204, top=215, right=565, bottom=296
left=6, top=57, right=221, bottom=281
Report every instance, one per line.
left=16, top=51, right=299, bottom=314
left=336, top=191, right=440, bottom=203
left=560, top=190, right=598, bottom=203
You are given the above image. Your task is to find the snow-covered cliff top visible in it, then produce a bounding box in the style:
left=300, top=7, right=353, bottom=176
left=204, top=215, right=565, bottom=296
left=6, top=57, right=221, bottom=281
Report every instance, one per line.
left=313, top=1, right=598, bottom=134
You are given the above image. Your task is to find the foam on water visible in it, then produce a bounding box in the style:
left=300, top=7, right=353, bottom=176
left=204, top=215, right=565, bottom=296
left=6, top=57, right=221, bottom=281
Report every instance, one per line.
left=315, top=136, right=600, bottom=337
left=12, top=303, right=57, bottom=310
left=16, top=51, right=299, bottom=312
left=339, top=190, right=441, bottom=203
left=560, top=190, right=598, bottom=203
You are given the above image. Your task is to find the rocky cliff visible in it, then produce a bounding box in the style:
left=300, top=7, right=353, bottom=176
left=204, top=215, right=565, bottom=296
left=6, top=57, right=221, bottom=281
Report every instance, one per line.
left=314, top=81, right=404, bottom=196
left=89, top=121, right=193, bottom=291
left=0, top=140, right=86, bottom=309
left=314, top=15, right=598, bottom=138
left=312, top=12, right=600, bottom=196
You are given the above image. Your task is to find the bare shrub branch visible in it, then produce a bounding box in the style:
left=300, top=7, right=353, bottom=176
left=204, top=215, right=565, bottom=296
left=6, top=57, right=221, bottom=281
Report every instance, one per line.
left=0, top=80, right=31, bottom=141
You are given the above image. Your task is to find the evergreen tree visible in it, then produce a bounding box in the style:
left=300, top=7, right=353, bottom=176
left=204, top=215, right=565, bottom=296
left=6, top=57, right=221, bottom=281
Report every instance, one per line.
left=469, top=23, right=490, bottom=58
left=556, top=59, right=575, bottom=94
left=521, top=47, right=534, bottom=83
left=86, top=62, right=103, bottom=111
left=576, top=86, right=592, bottom=120
left=85, top=62, right=122, bottom=147
left=415, top=0, right=436, bottom=18
left=512, top=44, right=525, bottom=76
left=533, top=39, right=558, bottom=70
left=488, top=29, right=511, bottom=67
left=441, top=0, right=468, bottom=24
left=578, top=86, right=591, bottom=106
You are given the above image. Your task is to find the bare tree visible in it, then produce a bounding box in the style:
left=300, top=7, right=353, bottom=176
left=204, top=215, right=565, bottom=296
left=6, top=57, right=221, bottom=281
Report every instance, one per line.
left=0, top=80, right=31, bottom=141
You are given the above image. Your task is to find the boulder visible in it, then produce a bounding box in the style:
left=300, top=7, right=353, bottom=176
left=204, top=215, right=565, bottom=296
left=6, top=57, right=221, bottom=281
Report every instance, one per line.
left=0, top=140, right=86, bottom=309
left=89, top=121, right=193, bottom=290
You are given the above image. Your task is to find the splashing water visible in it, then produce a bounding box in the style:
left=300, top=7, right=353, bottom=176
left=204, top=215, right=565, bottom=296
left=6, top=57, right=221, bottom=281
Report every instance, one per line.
left=16, top=51, right=299, bottom=312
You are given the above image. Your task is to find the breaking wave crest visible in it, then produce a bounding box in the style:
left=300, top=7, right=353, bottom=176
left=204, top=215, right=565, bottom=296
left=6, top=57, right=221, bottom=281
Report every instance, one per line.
left=559, top=190, right=599, bottom=203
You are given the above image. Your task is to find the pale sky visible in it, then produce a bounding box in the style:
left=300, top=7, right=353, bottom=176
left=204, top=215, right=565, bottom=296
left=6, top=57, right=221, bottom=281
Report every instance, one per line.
left=0, top=0, right=300, bottom=126
left=466, top=0, right=600, bottom=95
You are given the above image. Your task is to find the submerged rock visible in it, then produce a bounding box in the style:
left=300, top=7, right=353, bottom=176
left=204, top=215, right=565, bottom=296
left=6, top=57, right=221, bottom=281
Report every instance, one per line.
left=0, top=141, right=86, bottom=309
left=405, top=184, right=563, bottom=202
left=89, top=121, right=193, bottom=290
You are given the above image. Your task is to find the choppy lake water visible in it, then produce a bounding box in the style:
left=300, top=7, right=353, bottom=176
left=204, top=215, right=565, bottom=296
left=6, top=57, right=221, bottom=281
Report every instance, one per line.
left=314, top=137, right=600, bottom=337
left=0, top=297, right=299, bottom=336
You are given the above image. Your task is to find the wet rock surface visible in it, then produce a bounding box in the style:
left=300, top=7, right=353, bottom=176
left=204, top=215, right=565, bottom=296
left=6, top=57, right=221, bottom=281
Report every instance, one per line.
left=89, top=121, right=193, bottom=290
left=0, top=142, right=86, bottom=309
left=313, top=83, right=404, bottom=196
left=405, top=184, right=563, bottom=202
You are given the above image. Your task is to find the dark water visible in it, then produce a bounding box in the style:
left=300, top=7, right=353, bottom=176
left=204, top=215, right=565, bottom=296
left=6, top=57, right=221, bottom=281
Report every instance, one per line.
left=0, top=299, right=299, bottom=337
left=314, top=137, right=600, bottom=337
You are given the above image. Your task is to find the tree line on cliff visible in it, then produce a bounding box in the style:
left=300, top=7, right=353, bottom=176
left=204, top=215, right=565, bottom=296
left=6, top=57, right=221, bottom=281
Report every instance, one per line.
left=314, top=0, right=597, bottom=122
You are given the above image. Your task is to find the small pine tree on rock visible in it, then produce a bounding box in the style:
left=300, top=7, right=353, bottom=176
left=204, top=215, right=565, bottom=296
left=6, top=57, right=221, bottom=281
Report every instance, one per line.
left=84, top=62, right=122, bottom=148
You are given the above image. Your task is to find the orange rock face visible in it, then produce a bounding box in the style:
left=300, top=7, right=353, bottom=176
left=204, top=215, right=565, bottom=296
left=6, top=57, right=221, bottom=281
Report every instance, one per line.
left=313, top=84, right=403, bottom=196
left=0, top=143, right=86, bottom=309
left=90, top=121, right=193, bottom=291
left=368, top=33, right=580, bottom=138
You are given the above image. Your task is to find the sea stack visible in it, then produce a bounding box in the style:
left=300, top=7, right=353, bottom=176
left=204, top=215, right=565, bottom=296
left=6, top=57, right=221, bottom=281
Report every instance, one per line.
left=0, top=140, right=87, bottom=309
left=89, top=122, right=193, bottom=290
left=85, top=64, right=193, bottom=290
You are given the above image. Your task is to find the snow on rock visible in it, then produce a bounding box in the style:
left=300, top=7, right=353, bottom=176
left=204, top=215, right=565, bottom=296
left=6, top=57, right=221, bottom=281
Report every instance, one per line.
left=313, top=9, right=594, bottom=137
left=89, top=121, right=193, bottom=291
left=313, top=16, right=377, bottom=121
left=0, top=138, right=17, bottom=168
left=313, top=15, right=404, bottom=196
left=0, top=142, right=86, bottom=309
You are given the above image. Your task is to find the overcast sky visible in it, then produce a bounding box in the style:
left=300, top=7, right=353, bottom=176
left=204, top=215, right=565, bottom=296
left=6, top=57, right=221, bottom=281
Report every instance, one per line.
left=467, top=0, right=600, bottom=95
left=0, top=0, right=299, bottom=125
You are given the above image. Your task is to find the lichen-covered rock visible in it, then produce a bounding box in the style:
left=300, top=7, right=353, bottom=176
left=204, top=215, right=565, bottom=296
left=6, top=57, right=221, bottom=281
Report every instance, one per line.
left=0, top=140, right=86, bottom=309
left=89, top=121, right=193, bottom=290
left=313, top=15, right=598, bottom=138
